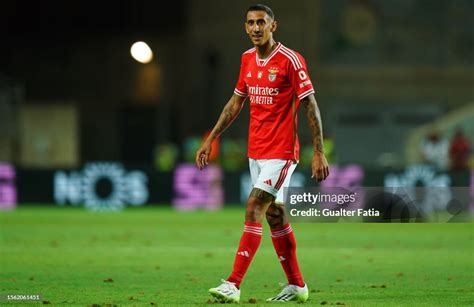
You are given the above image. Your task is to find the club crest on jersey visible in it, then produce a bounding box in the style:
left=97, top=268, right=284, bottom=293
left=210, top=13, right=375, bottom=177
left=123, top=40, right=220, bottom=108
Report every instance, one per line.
left=257, top=71, right=263, bottom=79
left=268, top=67, right=279, bottom=82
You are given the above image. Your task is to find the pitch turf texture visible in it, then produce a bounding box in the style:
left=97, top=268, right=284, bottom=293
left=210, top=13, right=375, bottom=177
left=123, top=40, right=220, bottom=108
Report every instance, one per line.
left=1, top=207, right=473, bottom=306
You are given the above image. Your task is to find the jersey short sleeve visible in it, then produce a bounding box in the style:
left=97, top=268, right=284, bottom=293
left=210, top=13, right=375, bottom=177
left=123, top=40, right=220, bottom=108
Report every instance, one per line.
left=287, top=53, right=315, bottom=101
left=234, top=55, right=248, bottom=97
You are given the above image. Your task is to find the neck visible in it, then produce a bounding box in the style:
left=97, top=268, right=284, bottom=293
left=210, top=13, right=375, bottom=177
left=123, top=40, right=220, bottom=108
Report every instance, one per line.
left=256, top=39, right=276, bottom=59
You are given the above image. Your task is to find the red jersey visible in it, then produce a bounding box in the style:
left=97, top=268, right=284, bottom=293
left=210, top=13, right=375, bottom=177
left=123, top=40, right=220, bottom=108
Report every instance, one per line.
left=233, top=42, right=315, bottom=161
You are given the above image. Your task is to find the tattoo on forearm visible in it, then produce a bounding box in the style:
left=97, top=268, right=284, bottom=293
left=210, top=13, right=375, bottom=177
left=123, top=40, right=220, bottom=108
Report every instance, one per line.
left=213, top=106, right=233, bottom=136
left=211, top=100, right=243, bottom=139
left=302, top=97, right=324, bottom=153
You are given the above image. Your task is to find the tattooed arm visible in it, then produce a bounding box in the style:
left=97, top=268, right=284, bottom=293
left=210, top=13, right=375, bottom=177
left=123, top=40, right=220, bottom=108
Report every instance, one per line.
left=300, top=94, right=329, bottom=181
left=196, top=94, right=246, bottom=170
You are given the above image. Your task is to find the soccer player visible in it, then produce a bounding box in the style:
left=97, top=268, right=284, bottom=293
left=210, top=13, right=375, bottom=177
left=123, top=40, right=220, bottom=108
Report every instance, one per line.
left=195, top=4, right=329, bottom=303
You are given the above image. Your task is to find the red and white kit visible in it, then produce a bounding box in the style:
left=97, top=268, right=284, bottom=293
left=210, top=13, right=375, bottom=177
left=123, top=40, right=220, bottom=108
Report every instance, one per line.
left=234, top=42, right=315, bottom=199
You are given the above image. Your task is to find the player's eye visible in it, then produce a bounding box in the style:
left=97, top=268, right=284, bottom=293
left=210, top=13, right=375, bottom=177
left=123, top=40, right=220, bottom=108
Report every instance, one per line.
left=257, top=20, right=265, bottom=26
left=247, top=20, right=254, bottom=26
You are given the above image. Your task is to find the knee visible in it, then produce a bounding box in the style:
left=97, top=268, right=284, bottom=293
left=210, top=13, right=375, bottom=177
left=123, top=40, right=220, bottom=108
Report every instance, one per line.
left=245, top=198, right=266, bottom=223
left=266, top=206, right=285, bottom=229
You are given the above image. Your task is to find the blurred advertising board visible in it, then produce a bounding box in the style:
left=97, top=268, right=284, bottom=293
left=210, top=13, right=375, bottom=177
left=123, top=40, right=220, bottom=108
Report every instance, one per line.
left=0, top=163, right=16, bottom=210
left=4, top=162, right=472, bottom=212
left=16, top=162, right=172, bottom=211
left=172, top=163, right=223, bottom=211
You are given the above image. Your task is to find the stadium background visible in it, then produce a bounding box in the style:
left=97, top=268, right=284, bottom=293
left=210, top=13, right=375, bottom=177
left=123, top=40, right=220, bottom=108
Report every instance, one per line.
left=0, top=0, right=473, bottom=305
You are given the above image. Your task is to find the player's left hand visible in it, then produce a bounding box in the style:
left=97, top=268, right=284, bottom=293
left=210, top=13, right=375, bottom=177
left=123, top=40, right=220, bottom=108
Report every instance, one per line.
left=311, top=152, right=329, bottom=182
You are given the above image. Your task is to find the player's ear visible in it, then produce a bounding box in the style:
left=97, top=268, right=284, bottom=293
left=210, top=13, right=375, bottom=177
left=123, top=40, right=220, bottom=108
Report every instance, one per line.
left=271, top=20, right=278, bottom=32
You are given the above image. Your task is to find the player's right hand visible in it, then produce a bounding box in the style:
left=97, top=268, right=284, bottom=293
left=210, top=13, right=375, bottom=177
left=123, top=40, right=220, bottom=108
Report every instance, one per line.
left=195, top=142, right=212, bottom=170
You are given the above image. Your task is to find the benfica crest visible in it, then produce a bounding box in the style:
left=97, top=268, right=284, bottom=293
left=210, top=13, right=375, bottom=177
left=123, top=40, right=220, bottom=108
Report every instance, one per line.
left=268, top=67, right=279, bottom=82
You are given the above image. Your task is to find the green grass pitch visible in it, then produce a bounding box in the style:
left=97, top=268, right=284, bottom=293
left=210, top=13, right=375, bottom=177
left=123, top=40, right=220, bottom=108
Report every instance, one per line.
left=1, top=206, right=473, bottom=306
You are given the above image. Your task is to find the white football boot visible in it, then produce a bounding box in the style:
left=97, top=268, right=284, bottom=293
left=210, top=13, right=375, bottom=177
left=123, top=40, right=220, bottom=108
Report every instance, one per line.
left=266, top=283, right=309, bottom=302
left=209, top=279, right=240, bottom=303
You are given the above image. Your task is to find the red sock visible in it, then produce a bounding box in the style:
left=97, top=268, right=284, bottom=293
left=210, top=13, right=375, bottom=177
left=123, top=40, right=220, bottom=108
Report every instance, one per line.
left=271, top=224, right=305, bottom=287
left=227, top=222, right=262, bottom=288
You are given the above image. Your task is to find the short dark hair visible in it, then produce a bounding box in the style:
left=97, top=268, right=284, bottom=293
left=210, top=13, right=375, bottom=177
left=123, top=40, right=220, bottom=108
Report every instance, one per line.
left=246, top=4, right=275, bottom=20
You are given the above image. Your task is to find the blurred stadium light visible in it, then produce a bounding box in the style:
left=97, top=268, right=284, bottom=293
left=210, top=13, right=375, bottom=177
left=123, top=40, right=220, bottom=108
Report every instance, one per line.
left=130, top=41, right=153, bottom=64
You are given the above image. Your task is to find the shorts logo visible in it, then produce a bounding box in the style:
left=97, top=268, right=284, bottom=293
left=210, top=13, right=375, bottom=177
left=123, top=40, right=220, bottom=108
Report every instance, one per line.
left=268, top=67, right=279, bottom=82
left=257, top=71, right=263, bottom=79
left=263, top=179, right=272, bottom=186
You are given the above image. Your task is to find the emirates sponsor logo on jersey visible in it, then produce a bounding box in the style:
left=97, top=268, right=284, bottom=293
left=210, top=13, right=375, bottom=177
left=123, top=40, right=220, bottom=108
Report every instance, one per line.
left=247, top=85, right=279, bottom=96
left=247, top=85, right=280, bottom=105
